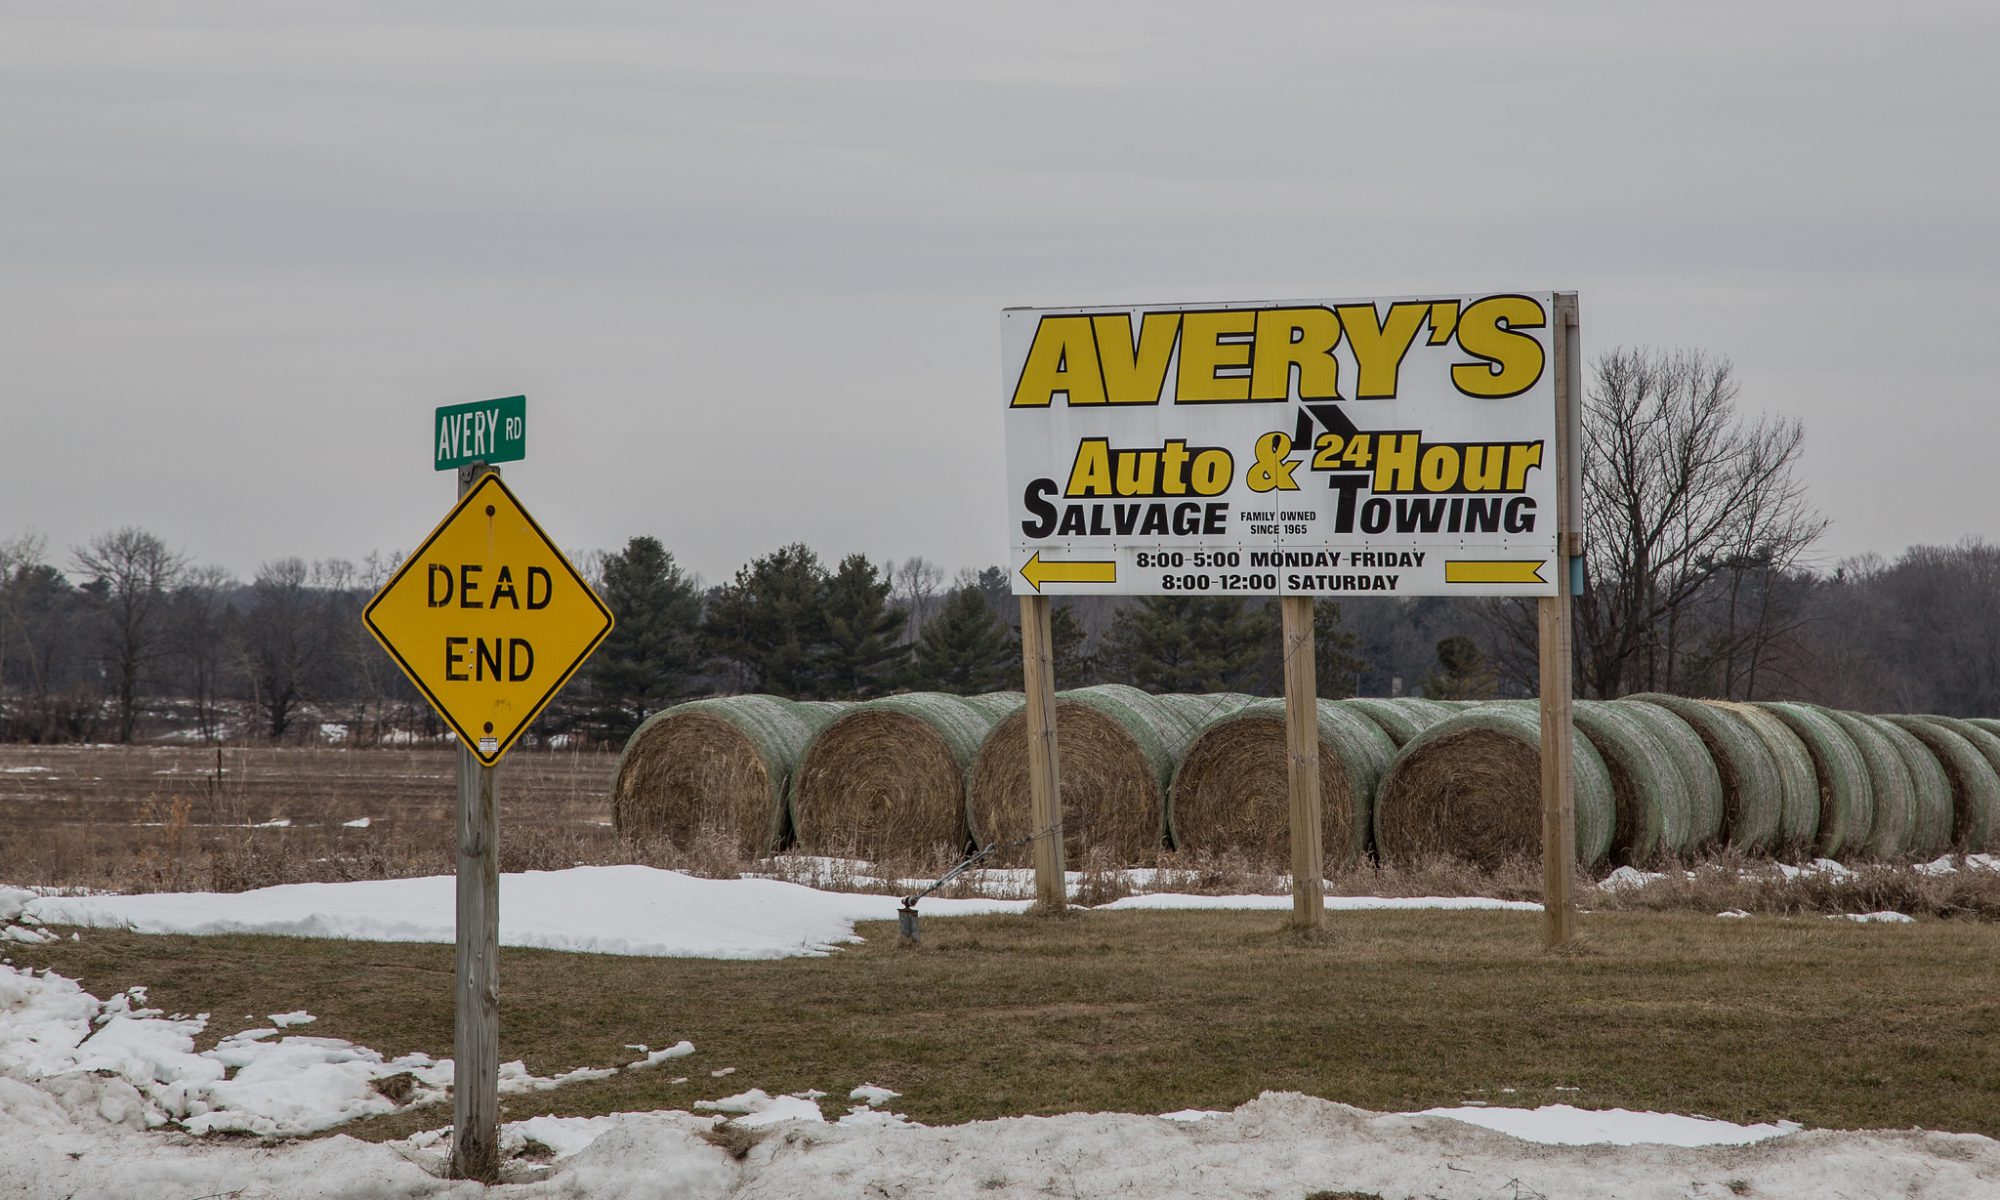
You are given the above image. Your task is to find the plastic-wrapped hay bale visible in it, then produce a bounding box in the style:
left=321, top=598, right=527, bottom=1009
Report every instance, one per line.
left=1904, top=716, right=2000, bottom=851
left=789, top=700, right=847, bottom=731
left=1613, top=699, right=1725, bottom=851
left=1166, top=698, right=1398, bottom=866
left=1866, top=716, right=1953, bottom=859
left=1706, top=701, right=1821, bottom=854
left=1823, top=710, right=1914, bottom=861
left=1565, top=700, right=1695, bottom=864
left=959, top=691, right=1025, bottom=722
left=1963, top=718, right=2000, bottom=739
left=1627, top=693, right=1781, bottom=854
left=790, top=693, right=1000, bottom=859
left=1754, top=702, right=1873, bottom=858
left=1338, top=697, right=1456, bottom=748
left=1372, top=705, right=1614, bottom=868
left=612, top=696, right=837, bottom=854
left=965, top=685, right=1249, bottom=863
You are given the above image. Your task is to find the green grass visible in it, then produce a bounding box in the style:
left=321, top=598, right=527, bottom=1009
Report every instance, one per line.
left=12, top=908, right=2000, bottom=1142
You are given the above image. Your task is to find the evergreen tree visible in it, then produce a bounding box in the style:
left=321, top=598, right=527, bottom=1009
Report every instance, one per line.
left=1422, top=633, right=1499, bottom=700
left=702, top=544, right=828, bottom=697
left=1310, top=600, right=1366, bottom=699
left=587, top=536, right=703, bottom=738
left=819, top=553, right=907, bottom=698
left=912, top=586, right=1015, bottom=694
left=1100, top=595, right=1267, bottom=693
left=1049, top=601, right=1095, bottom=685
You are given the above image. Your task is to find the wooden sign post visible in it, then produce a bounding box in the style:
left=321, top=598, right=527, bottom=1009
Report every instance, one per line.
left=361, top=403, right=612, bottom=1182
left=1019, top=595, right=1067, bottom=912
left=451, top=462, right=502, bottom=1182
left=1281, top=597, right=1325, bottom=930
left=1539, top=293, right=1583, bottom=949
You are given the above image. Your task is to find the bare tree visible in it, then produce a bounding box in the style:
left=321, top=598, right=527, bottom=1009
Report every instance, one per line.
left=889, top=555, right=945, bottom=642
left=169, top=564, right=237, bottom=742
left=1570, top=348, right=1826, bottom=698
left=73, top=527, right=189, bottom=742
left=233, top=558, right=341, bottom=741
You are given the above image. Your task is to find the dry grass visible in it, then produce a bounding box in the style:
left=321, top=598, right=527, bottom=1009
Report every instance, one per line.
left=0, top=743, right=618, bottom=893
left=1590, top=852, right=2000, bottom=920
left=12, top=906, right=2000, bottom=1141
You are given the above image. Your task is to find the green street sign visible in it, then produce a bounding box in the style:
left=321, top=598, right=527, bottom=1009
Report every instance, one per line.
left=435, top=396, right=526, bottom=471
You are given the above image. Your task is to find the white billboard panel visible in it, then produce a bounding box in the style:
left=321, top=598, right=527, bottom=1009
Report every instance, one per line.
left=1003, top=292, right=1563, bottom=597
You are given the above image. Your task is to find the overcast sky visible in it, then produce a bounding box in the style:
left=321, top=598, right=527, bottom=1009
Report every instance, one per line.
left=3, top=2, right=1994, bottom=587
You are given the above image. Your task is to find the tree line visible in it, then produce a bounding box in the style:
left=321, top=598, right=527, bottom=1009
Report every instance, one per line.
left=4, top=347, right=1996, bottom=746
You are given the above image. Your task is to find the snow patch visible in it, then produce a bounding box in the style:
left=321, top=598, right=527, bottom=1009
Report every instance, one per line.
left=1419, top=1102, right=1803, bottom=1146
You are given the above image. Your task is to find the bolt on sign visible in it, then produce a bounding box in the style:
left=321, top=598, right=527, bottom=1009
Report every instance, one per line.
left=1003, top=293, right=1562, bottom=597
left=363, top=474, right=612, bottom=764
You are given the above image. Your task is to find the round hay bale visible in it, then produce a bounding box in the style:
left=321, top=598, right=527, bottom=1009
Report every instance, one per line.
left=958, top=692, right=1025, bottom=722
left=611, top=696, right=834, bottom=855
left=1338, top=697, right=1456, bottom=748
left=1612, top=699, right=1725, bottom=851
left=1706, top=701, right=1821, bottom=854
left=1166, top=698, right=1396, bottom=867
left=790, top=693, right=998, bottom=860
left=1865, top=716, right=1953, bottom=859
left=789, top=700, right=847, bottom=731
left=1823, top=710, right=1914, bottom=861
left=1904, top=716, right=2000, bottom=851
left=964, top=684, right=1210, bottom=863
left=1963, top=718, right=2000, bottom=739
left=1627, top=694, right=1781, bottom=854
left=1567, top=700, right=1694, bottom=864
left=1372, top=705, right=1615, bottom=869
left=1753, top=702, right=1873, bottom=858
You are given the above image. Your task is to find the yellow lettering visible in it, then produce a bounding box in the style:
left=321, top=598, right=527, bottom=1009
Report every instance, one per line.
left=1374, top=434, right=1421, bottom=492
left=1250, top=306, right=1341, bottom=401
left=1451, top=295, right=1547, bottom=399
left=1504, top=442, right=1544, bottom=491
left=1337, top=301, right=1429, bottom=399
left=1011, top=315, right=1106, bottom=407
left=1463, top=444, right=1506, bottom=491
left=1418, top=445, right=1461, bottom=492
left=1092, top=313, right=1179, bottom=404
left=1175, top=311, right=1255, bottom=402
left=1064, top=438, right=1114, bottom=497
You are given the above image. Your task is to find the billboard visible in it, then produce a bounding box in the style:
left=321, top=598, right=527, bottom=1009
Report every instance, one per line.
left=1003, top=292, right=1564, bottom=597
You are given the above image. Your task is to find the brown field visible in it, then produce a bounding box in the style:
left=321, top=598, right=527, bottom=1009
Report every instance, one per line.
left=13, top=909, right=2000, bottom=1140
left=0, top=742, right=621, bottom=893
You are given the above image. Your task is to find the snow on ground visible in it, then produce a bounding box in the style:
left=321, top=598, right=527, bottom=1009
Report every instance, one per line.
left=1099, top=892, right=1540, bottom=912
left=0, top=964, right=696, bottom=1138
left=1416, top=1102, right=1801, bottom=1146
left=2, top=1084, right=1996, bottom=1199
left=18, top=865, right=1030, bottom=959
left=15, top=865, right=1547, bottom=959
left=7, top=868, right=1999, bottom=1196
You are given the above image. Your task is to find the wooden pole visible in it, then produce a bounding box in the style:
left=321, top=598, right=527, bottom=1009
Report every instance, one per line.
left=1018, top=594, right=1066, bottom=912
left=1281, top=596, right=1325, bottom=930
left=1539, top=294, right=1581, bottom=949
left=450, top=463, right=502, bottom=1182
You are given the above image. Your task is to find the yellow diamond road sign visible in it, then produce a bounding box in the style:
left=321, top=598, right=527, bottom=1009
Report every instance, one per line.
left=363, top=474, right=613, bottom=766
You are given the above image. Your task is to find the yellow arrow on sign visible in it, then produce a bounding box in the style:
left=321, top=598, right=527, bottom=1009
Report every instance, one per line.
left=1444, top=559, right=1548, bottom=585
left=1019, top=552, right=1117, bottom=592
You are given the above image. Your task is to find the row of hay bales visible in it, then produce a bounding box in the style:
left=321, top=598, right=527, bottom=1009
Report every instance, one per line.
left=611, top=687, right=2000, bottom=870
